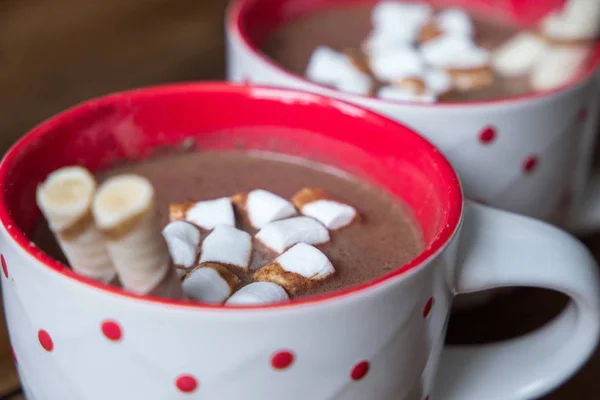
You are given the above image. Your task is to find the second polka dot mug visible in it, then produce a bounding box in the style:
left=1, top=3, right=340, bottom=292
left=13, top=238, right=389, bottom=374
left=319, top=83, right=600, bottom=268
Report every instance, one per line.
left=1, top=84, right=599, bottom=400
left=226, top=0, right=600, bottom=232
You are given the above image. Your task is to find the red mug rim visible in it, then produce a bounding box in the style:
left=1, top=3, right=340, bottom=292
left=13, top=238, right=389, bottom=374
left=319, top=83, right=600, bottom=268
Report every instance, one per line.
left=0, top=82, right=463, bottom=310
left=227, top=0, right=600, bottom=108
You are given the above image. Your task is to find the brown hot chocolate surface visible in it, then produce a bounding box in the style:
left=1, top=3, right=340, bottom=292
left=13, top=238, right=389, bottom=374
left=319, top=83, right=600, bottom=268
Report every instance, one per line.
left=262, top=2, right=533, bottom=102
left=33, top=151, right=423, bottom=299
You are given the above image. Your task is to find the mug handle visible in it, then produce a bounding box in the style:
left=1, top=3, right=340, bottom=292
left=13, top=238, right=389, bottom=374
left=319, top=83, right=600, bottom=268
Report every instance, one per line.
left=434, top=201, right=600, bottom=399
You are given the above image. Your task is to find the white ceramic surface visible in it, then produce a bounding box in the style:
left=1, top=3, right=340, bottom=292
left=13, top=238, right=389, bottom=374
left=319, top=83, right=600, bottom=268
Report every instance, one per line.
left=0, top=84, right=599, bottom=400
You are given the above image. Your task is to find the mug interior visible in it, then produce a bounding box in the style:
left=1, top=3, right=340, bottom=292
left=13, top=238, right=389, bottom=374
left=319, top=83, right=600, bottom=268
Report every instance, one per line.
left=0, top=83, right=462, bottom=308
left=231, top=0, right=600, bottom=106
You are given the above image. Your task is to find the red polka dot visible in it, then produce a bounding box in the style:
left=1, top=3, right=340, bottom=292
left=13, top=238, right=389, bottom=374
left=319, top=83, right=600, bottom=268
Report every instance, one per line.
left=11, top=347, right=17, bottom=363
left=351, top=361, right=370, bottom=381
left=175, top=375, right=198, bottom=393
left=1, top=255, right=8, bottom=278
left=522, top=155, right=539, bottom=174
left=579, top=107, right=588, bottom=123
left=478, top=126, right=496, bottom=144
left=38, top=330, right=53, bottom=352
left=423, top=297, right=434, bottom=318
left=101, top=321, right=123, bottom=342
left=271, top=350, right=295, bottom=370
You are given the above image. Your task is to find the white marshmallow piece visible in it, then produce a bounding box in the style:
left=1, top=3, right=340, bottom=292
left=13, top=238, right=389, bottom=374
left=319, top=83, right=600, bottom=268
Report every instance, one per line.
left=186, top=198, right=235, bottom=230
left=306, top=46, right=347, bottom=84
left=436, top=8, right=473, bottom=38
left=562, top=0, right=600, bottom=39
left=421, top=34, right=489, bottom=69
left=243, top=190, right=297, bottom=229
left=276, top=243, right=335, bottom=280
left=301, top=200, right=358, bottom=230
left=200, top=225, right=252, bottom=270
left=182, top=266, right=236, bottom=304
left=542, top=6, right=600, bottom=42
left=530, top=45, right=591, bottom=91
left=255, top=216, right=330, bottom=253
left=162, top=221, right=201, bottom=269
left=363, top=28, right=416, bottom=56
left=306, top=46, right=372, bottom=95
left=424, top=68, right=453, bottom=94
left=369, top=47, right=425, bottom=82
left=372, top=1, right=432, bottom=41
left=493, top=32, right=547, bottom=76
left=226, top=282, right=289, bottom=306
left=378, top=86, right=437, bottom=103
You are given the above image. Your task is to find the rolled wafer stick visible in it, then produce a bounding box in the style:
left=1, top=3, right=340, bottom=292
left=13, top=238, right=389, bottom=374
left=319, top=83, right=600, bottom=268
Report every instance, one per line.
left=36, top=166, right=116, bottom=283
left=92, top=174, right=184, bottom=299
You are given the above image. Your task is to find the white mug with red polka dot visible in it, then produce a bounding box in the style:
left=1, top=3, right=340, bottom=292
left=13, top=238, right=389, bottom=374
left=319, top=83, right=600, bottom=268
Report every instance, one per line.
left=1, top=84, right=599, bottom=400
left=226, top=0, right=600, bottom=232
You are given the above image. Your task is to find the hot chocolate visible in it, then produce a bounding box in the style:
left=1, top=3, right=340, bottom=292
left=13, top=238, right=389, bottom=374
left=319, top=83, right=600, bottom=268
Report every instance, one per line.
left=33, top=150, right=423, bottom=302
left=261, top=0, right=598, bottom=103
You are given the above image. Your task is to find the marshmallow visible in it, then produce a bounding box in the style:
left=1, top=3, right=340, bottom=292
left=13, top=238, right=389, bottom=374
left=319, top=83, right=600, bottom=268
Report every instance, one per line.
left=93, top=175, right=184, bottom=298
left=254, top=243, right=334, bottom=295
left=436, top=8, right=473, bottom=38
left=306, top=46, right=373, bottom=95
left=421, top=35, right=490, bottom=69
left=162, top=221, right=201, bottom=273
left=372, top=1, right=432, bottom=39
left=369, top=47, right=425, bottom=82
left=199, top=225, right=252, bottom=270
left=225, top=282, right=289, bottom=306
left=232, top=189, right=297, bottom=229
left=170, top=197, right=235, bottom=230
left=255, top=216, right=330, bottom=254
left=530, top=45, right=591, bottom=90
left=424, top=68, right=453, bottom=95
left=36, top=166, right=116, bottom=283
left=292, top=188, right=358, bottom=229
left=306, top=46, right=347, bottom=84
left=364, top=29, right=413, bottom=56
left=182, top=263, right=239, bottom=304
left=542, top=5, right=600, bottom=42
left=493, top=32, right=547, bottom=76
left=378, top=86, right=437, bottom=103
left=562, top=0, right=600, bottom=39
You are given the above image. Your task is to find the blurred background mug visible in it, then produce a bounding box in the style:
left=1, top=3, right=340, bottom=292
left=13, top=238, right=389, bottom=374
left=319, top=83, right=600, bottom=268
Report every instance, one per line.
left=1, top=84, right=600, bottom=399
left=226, top=0, right=600, bottom=233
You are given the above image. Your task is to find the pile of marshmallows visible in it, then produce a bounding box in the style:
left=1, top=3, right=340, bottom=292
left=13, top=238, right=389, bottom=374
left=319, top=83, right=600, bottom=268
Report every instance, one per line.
left=165, top=187, right=357, bottom=304
left=306, top=0, right=599, bottom=103
left=36, top=166, right=358, bottom=306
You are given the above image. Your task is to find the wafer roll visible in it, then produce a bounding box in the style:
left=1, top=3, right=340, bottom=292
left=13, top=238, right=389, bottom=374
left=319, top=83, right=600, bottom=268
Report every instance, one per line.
left=92, top=174, right=184, bottom=298
left=36, top=166, right=116, bottom=283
